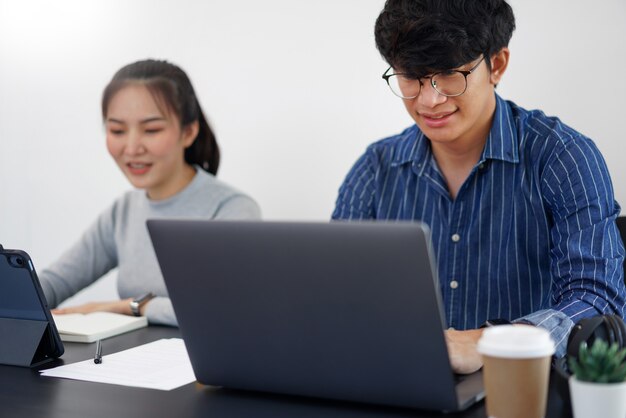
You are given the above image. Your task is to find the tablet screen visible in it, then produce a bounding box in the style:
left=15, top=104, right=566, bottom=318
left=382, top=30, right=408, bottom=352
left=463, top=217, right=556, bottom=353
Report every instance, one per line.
left=0, top=254, right=47, bottom=321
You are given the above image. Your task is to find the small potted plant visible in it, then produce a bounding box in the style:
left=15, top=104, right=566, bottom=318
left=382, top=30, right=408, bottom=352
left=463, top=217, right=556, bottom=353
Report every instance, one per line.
left=568, top=339, right=626, bottom=418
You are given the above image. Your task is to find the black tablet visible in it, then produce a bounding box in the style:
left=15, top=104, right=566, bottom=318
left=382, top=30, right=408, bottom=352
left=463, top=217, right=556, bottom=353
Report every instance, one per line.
left=0, top=245, right=64, bottom=367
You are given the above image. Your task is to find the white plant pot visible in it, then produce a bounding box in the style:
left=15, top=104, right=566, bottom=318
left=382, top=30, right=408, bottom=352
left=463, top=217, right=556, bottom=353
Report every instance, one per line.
left=569, top=376, right=626, bottom=418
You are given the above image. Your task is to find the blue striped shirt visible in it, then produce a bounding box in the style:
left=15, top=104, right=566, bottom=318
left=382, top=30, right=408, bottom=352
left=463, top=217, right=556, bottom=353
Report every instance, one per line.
left=332, top=94, right=626, bottom=356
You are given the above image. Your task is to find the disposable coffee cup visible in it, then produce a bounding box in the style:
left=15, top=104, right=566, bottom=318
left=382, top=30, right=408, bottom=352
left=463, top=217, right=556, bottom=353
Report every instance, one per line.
left=477, top=325, right=555, bottom=418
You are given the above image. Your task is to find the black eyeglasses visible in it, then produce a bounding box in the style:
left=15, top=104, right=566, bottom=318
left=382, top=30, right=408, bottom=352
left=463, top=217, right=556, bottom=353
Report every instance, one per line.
left=382, top=56, right=486, bottom=99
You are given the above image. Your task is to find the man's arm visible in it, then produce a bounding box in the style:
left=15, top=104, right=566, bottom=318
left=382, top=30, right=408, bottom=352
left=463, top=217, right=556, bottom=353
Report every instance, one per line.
left=332, top=150, right=377, bottom=220
left=530, top=135, right=626, bottom=356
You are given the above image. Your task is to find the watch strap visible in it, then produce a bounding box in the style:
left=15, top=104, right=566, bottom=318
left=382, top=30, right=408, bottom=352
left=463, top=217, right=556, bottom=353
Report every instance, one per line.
left=480, top=318, right=512, bottom=328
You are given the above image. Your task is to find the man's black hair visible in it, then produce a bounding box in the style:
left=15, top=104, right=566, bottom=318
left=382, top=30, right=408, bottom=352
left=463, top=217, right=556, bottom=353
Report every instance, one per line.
left=375, top=0, right=515, bottom=77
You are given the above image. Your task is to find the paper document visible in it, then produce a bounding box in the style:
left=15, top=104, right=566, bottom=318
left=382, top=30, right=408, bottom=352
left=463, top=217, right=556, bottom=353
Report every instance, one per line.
left=40, top=338, right=195, bottom=390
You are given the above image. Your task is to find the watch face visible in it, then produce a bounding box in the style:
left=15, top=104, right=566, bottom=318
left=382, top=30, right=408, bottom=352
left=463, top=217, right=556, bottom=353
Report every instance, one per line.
left=130, top=293, right=155, bottom=316
left=130, top=301, right=140, bottom=316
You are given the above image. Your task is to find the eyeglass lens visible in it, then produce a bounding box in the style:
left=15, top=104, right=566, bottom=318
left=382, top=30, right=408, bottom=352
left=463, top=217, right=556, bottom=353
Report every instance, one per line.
left=387, top=71, right=468, bottom=99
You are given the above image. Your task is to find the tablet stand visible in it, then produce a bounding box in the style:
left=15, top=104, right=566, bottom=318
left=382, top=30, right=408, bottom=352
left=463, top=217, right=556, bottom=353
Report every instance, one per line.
left=0, top=317, right=53, bottom=367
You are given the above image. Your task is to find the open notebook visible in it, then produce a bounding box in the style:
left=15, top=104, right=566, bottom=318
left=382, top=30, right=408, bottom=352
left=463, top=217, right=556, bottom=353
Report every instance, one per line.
left=52, top=312, right=147, bottom=343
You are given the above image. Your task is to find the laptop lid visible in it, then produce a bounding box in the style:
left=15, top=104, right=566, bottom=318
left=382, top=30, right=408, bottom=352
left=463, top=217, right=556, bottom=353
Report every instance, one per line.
left=147, top=220, right=483, bottom=411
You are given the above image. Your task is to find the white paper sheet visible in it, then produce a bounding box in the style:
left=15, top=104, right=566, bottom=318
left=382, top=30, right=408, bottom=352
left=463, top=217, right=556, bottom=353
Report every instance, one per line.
left=40, top=338, right=196, bottom=391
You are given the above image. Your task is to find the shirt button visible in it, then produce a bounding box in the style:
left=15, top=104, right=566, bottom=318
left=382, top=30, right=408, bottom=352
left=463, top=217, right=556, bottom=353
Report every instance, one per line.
left=478, top=163, right=485, bottom=170
left=451, top=233, right=460, bottom=242
left=450, top=280, right=459, bottom=289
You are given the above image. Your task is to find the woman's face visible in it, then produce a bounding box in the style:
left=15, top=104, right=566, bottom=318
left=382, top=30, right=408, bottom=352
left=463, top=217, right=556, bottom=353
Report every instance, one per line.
left=105, top=84, right=198, bottom=200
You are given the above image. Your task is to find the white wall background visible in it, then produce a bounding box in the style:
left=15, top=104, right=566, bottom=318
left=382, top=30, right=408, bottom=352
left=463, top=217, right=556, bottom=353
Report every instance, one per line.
left=1, top=0, right=625, bottom=306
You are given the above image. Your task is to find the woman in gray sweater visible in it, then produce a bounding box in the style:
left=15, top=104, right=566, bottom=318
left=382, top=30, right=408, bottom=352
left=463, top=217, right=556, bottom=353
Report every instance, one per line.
left=40, top=59, right=261, bottom=326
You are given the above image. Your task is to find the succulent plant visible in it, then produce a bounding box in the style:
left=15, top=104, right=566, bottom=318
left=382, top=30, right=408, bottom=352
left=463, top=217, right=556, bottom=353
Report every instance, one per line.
left=569, top=339, right=626, bottom=383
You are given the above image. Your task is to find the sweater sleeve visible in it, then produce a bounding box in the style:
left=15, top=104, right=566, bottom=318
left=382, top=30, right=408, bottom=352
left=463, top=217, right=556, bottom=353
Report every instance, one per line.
left=39, top=203, right=119, bottom=308
left=143, top=296, right=177, bottom=326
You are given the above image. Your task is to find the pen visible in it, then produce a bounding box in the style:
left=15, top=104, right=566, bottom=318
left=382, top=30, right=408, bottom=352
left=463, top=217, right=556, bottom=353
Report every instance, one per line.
left=94, top=340, right=103, bottom=364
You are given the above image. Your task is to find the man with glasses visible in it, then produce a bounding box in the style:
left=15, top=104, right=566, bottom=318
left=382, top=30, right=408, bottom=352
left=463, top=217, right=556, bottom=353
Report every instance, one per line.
left=333, top=0, right=625, bottom=374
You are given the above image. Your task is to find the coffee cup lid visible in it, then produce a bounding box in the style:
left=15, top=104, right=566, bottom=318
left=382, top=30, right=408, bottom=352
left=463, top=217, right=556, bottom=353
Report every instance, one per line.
left=477, top=325, right=555, bottom=358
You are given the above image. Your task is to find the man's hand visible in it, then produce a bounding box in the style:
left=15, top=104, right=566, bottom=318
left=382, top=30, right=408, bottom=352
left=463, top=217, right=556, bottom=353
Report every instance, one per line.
left=445, top=328, right=485, bottom=374
left=52, top=299, right=134, bottom=316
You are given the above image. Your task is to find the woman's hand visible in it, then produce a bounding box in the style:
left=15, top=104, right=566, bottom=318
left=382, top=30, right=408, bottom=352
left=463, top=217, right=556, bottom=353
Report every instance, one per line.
left=52, top=299, right=134, bottom=316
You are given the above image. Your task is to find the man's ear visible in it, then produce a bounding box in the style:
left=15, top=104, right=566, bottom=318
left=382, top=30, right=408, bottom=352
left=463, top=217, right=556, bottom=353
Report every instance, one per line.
left=182, top=120, right=200, bottom=148
left=489, top=47, right=510, bottom=85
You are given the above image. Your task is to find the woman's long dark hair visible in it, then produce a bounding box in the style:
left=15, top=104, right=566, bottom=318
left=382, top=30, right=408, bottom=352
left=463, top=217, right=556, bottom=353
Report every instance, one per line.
left=101, top=59, right=219, bottom=175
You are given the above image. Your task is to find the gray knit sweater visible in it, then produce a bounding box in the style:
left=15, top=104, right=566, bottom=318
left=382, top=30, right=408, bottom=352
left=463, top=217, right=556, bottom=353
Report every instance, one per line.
left=40, top=168, right=261, bottom=326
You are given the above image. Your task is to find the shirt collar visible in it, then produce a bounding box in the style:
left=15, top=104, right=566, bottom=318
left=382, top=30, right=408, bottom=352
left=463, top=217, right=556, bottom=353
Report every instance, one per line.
left=390, top=93, right=519, bottom=171
left=389, top=125, right=429, bottom=173
left=481, top=93, right=519, bottom=164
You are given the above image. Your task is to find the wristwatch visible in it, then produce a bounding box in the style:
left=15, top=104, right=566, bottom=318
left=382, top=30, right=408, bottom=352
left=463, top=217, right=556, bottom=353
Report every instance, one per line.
left=130, top=292, right=155, bottom=316
left=480, top=318, right=512, bottom=328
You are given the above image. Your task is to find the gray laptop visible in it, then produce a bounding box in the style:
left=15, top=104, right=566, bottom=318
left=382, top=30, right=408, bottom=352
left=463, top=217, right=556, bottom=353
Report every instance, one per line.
left=147, top=220, right=484, bottom=412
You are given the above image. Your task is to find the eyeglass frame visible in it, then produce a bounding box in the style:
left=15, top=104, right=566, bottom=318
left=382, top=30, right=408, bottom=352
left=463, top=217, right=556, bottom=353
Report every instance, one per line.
left=382, top=56, right=486, bottom=99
